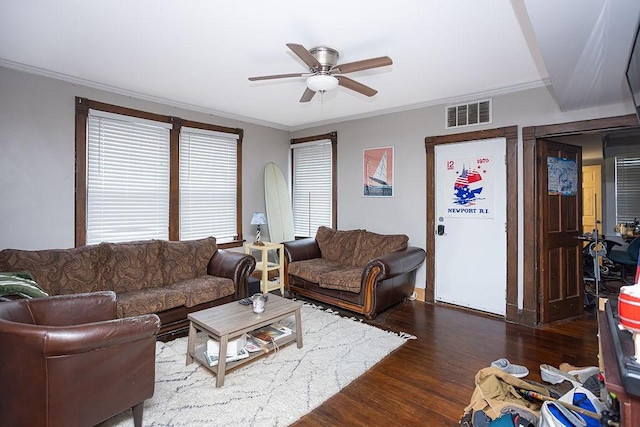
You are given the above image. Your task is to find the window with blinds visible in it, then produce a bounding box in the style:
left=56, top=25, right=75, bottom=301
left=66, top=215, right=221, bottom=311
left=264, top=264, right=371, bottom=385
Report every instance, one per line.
left=180, top=127, right=238, bottom=241
left=291, top=139, right=333, bottom=237
left=77, top=98, right=244, bottom=246
left=615, top=155, right=640, bottom=223
left=86, top=110, right=171, bottom=244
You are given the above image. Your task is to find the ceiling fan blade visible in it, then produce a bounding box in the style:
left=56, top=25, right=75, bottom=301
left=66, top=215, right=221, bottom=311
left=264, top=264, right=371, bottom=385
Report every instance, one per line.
left=336, top=76, right=377, bottom=97
left=332, top=56, right=393, bottom=74
left=299, top=87, right=316, bottom=103
left=286, top=43, right=321, bottom=70
left=248, top=73, right=304, bottom=81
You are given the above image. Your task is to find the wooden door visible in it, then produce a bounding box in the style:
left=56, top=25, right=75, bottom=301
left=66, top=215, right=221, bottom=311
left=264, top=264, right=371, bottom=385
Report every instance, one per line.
left=538, top=139, right=583, bottom=323
left=582, top=165, right=602, bottom=235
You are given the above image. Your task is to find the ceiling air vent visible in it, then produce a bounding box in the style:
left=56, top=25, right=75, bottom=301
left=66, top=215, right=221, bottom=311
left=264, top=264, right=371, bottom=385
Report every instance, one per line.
left=446, top=99, right=492, bottom=129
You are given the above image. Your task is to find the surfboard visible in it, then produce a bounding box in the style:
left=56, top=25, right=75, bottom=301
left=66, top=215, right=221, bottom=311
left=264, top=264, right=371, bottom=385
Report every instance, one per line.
left=264, top=162, right=295, bottom=243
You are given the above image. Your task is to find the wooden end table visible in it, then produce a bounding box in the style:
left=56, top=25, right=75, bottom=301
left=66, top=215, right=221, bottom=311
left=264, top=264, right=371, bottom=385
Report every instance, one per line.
left=245, top=241, right=285, bottom=294
left=186, top=294, right=303, bottom=387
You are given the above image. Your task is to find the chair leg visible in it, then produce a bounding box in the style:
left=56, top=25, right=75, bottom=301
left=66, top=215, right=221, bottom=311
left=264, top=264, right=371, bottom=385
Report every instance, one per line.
left=621, top=265, right=633, bottom=285
left=132, top=401, right=145, bottom=427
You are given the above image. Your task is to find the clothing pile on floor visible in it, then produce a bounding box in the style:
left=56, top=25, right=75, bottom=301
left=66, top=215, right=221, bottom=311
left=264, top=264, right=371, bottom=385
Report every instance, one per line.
left=459, top=359, right=618, bottom=427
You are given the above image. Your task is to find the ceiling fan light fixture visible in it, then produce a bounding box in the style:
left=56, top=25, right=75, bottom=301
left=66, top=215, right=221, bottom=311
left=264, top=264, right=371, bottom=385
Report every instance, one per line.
left=306, top=74, right=339, bottom=93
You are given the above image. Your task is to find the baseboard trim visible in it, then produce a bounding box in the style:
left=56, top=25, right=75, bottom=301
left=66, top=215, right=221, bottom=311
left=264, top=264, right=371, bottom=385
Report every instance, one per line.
left=506, top=303, right=537, bottom=326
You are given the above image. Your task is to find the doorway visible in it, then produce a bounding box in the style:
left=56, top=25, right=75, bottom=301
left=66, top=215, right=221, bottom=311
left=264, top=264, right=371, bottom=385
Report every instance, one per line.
left=522, top=114, right=639, bottom=325
left=426, top=117, right=637, bottom=326
left=425, top=127, right=518, bottom=320
left=582, top=165, right=602, bottom=236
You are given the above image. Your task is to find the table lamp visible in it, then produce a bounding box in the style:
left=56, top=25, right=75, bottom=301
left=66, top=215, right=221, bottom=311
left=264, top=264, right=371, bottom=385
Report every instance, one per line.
left=250, top=212, right=267, bottom=246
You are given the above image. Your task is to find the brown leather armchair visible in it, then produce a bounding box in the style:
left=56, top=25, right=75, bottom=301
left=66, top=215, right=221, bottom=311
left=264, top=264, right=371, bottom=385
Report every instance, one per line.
left=0, top=291, right=161, bottom=427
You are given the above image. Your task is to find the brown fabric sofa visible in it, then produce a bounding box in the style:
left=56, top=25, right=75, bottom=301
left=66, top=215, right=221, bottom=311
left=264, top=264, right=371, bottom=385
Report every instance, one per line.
left=0, top=237, right=256, bottom=338
left=284, top=227, right=426, bottom=319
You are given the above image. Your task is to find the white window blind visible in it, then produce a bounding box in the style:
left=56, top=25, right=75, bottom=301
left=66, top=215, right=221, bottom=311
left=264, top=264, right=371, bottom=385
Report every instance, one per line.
left=180, top=127, right=238, bottom=241
left=615, top=155, right=640, bottom=223
left=291, top=139, right=332, bottom=237
left=86, top=110, right=171, bottom=244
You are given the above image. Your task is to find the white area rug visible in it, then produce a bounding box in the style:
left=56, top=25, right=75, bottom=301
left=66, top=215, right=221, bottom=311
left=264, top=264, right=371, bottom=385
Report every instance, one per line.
left=100, top=304, right=410, bottom=427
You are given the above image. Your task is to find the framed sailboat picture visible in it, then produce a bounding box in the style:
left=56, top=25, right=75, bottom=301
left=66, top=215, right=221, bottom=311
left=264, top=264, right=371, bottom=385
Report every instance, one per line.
left=363, top=146, right=394, bottom=197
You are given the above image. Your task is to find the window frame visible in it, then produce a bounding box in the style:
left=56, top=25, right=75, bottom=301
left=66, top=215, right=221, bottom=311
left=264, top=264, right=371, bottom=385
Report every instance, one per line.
left=179, top=126, right=240, bottom=241
left=85, top=109, right=172, bottom=244
left=290, top=131, right=337, bottom=237
left=75, top=97, right=244, bottom=246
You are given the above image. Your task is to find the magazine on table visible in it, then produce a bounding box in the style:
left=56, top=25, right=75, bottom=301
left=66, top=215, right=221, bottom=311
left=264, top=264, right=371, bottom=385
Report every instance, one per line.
left=204, top=347, right=249, bottom=367
left=248, top=323, right=292, bottom=345
left=244, top=337, right=264, bottom=353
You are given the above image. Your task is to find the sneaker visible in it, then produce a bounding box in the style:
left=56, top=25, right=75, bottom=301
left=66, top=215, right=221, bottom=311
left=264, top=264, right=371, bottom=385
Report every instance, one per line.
left=490, top=358, right=529, bottom=378
left=558, top=362, right=600, bottom=383
left=540, top=364, right=581, bottom=387
left=582, top=373, right=602, bottom=396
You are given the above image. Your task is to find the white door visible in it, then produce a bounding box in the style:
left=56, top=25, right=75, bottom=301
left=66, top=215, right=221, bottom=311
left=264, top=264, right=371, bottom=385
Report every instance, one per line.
left=434, top=138, right=507, bottom=315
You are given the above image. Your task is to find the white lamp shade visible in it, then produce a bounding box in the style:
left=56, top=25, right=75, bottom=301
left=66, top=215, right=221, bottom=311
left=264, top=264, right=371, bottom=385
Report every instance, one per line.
left=250, top=212, right=267, bottom=225
left=306, top=74, right=339, bottom=92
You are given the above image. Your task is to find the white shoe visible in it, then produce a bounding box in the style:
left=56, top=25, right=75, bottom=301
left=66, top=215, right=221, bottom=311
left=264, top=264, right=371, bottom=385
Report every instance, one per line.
left=540, top=364, right=581, bottom=387
left=559, top=363, right=600, bottom=384
left=490, top=358, right=529, bottom=378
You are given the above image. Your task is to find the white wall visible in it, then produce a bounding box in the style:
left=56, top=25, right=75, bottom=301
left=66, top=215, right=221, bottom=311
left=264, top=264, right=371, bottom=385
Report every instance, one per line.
left=1, top=66, right=636, bottom=295
left=291, top=86, right=633, bottom=292
left=0, top=66, right=289, bottom=250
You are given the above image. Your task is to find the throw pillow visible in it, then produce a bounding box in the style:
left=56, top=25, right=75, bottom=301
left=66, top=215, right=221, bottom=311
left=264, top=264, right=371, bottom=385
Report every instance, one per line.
left=315, top=226, right=364, bottom=265
left=351, top=230, right=409, bottom=267
left=102, top=240, right=164, bottom=292
left=162, top=237, right=218, bottom=284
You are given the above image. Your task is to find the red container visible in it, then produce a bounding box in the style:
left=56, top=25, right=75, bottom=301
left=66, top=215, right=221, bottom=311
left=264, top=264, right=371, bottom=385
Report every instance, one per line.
left=619, top=287, right=640, bottom=333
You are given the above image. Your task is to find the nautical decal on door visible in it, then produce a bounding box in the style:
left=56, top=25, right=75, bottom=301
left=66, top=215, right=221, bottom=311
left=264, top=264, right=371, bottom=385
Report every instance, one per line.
left=445, top=156, right=494, bottom=218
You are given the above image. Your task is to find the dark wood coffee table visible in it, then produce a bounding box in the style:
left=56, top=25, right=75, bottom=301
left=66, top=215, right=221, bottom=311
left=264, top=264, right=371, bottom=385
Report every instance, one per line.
left=186, top=294, right=303, bottom=387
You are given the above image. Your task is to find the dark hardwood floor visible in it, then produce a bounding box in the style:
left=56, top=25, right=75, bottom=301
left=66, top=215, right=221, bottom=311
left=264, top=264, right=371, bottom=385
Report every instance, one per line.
left=290, top=296, right=602, bottom=426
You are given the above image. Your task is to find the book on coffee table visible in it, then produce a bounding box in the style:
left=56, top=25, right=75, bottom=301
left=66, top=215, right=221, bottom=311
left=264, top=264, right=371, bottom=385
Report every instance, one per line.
left=248, top=323, right=292, bottom=345
left=204, top=347, right=250, bottom=367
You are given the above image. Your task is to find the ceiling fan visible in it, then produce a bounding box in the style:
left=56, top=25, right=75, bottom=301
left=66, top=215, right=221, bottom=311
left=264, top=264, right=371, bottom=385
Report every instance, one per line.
left=248, top=43, right=393, bottom=102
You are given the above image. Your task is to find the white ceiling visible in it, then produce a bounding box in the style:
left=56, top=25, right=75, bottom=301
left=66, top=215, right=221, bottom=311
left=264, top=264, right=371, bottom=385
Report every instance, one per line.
left=0, top=0, right=638, bottom=131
